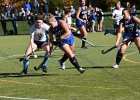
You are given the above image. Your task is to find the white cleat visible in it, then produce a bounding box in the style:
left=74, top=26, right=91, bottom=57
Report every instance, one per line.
left=112, top=64, right=119, bottom=68
left=58, top=60, right=65, bottom=70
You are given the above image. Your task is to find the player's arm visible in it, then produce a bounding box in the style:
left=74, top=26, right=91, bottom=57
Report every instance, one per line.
left=133, top=16, right=140, bottom=24
left=30, top=31, right=35, bottom=46
left=76, top=7, right=83, bottom=22
left=60, top=20, right=71, bottom=39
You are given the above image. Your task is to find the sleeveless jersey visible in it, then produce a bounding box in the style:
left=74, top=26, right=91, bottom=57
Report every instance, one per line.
left=79, top=6, right=87, bottom=20
left=50, top=20, right=65, bottom=40
left=122, top=16, right=136, bottom=34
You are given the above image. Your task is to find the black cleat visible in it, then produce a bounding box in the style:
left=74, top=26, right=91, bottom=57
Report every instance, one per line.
left=81, top=46, right=87, bottom=49
left=78, top=68, right=85, bottom=74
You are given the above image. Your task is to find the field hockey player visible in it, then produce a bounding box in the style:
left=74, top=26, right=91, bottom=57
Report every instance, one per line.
left=113, top=8, right=140, bottom=68
left=21, top=15, right=50, bottom=75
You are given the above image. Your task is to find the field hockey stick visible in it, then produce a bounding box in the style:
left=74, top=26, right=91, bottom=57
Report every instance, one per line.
left=72, top=31, right=96, bottom=47
left=34, top=46, right=57, bottom=71
left=101, top=39, right=132, bottom=54
left=81, top=38, right=96, bottom=47
left=19, top=52, right=33, bottom=62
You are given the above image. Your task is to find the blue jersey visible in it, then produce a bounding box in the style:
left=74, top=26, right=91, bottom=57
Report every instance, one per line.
left=50, top=20, right=74, bottom=47
left=123, top=16, right=136, bottom=34
left=76, top=6, right=87, bottom=27
left=50, top=20, right=64, bottom=40
left=122, top=16, right=140, bottom=39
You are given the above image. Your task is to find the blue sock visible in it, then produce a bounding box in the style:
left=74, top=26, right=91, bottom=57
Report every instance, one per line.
left=42, top=54, right=49, bottom=68
left=23, top=59, right=29, bottom=73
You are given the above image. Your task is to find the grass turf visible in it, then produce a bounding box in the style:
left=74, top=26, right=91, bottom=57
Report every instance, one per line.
left=0, top=32, right=139, bottom=100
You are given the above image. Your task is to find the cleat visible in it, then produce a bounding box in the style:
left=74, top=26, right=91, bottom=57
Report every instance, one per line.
left=81, top=46, right=87, bottom=49
left=20, top=70, right=27, bottom=75
left=41, top=66, right=47, bottom=73
left=79, top=68, right=85, bottom=74
left=58, top=60, right=65, bottom=70
left=112, top=64, right=119, bottom=68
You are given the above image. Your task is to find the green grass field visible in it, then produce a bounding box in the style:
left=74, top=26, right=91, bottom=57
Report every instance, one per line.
left=0, top=31, right=139, bottom=100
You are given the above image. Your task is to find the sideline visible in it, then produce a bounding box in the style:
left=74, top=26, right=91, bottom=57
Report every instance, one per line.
left=0, top=96, right=49, bottom=100
left=123, top=51, right=140, bottom=64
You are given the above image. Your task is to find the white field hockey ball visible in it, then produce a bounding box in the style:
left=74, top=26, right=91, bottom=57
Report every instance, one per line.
left=33, top=55, right=38, bottom=58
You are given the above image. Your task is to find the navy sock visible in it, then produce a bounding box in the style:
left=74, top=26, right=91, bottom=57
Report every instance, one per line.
left=69, top=56, right=81, bottom=70
left=60, top=54, right=69, bottom=62
left=116, top=50, right=123, bottom=65
left=82, top=38, right=86, bottom=47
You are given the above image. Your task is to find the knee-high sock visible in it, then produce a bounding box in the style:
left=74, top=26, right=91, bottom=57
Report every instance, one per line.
left=82, top=38, right=86, bottom=47
left=42, top=54, right=49, bottom=67
left=116, top=50, right=123, bottom=65
left=23, top=59, right=29, bottom=73
left=69, top=56, right=81, bottom=70
left=60, top=53, right=69, bottom=62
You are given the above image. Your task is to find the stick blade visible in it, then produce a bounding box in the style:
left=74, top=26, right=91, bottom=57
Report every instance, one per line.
left=34, top=66, right=37, bottom=71
left=19, top=58, right=23, bottom=62
left=101, top=50, right=106, bottom=54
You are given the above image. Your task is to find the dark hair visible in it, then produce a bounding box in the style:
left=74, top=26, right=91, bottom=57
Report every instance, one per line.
left=64, top=9, right=71, bottom=15
left=122, top=8, right=131, bottom=15
left=35, top=15, right=44, bottom=21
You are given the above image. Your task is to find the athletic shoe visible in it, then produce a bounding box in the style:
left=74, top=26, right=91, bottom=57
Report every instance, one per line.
left=79, top=68, right=85, bottom=74
left=112, top=64, right=119, bottom=68
left=41, top=66, right=47, bottom=73
left=58, top=60, right=65, bottom=70
left=81, top=46, right=87, bottom=49
left=20, top=69, right=27, bottom=75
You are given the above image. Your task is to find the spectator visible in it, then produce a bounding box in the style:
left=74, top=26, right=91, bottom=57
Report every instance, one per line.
left=54, top=7, right=61, bottom=17
left=33, top=0, right=39, bottom=14
left=70, top=6, right=76, bottom=18
left=25, top=8, right=31, bottom=17
left=24, top=1, right=31, bottom=11
left=89, top=9, right=96, bottom=32
left=4, top=2, right=11, bottom=17
left=96, top=8, right=103, bottom=31
left=87, top=4, right=94, bottom=32
left=41, top=0, right=49, bottom=15
left=11, top=13, right=18, bottom=35
left=18, top=8, right=26, bottom=20
left=0, top=13, right=7, bottom=35
left=131, top=4, right=137, bottom=16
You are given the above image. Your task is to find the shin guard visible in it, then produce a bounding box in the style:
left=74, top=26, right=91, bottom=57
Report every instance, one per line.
left=116, top=50, right=123, bottom=65
left=23, top=59, right=29, bottom=74
left=60, top=53, right=69, bottom=63
left=42, top=54, right=49, bottom=67
left=69, top=57, right=81, bottom=70
left=81, top=38, right=86, bottom=48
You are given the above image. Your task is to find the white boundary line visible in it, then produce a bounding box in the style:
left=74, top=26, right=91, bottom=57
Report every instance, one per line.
left=0, top=51, right=45, bottom=60
left=0, top=96, right=50, bottom=100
